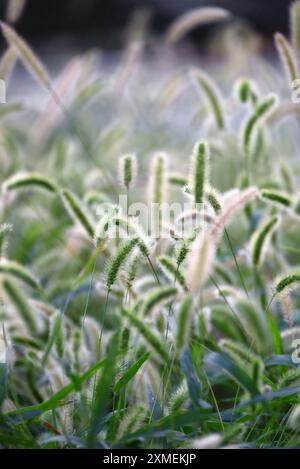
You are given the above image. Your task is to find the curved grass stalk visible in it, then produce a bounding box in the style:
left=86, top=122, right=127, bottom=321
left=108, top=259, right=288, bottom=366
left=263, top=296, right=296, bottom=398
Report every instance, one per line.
left=2, top=172, right=58, bottom=194
left=166, top=7, right=231, bottom=43
left=191, top=69, right=225, bottom=129
left=251, top=216, right=279, bottom=266
left=0, top=259, right=40, bottom=290
left=158, top=255, right=188, bottom=292
left=2, top=278, right=38, bottom=334
left=61, top=188, right=95, bottom=240
left=122, top=307, right=170, bottom=363
left=243, top=94, right=278, bottom=158
left=142, top=286, right=178, bottom=316
left=275, top=32, right=299, bottom=86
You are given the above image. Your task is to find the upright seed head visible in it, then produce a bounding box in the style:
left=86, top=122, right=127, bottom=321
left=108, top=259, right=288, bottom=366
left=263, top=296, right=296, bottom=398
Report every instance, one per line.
left=190, top=140, right=209, bottom=205
left=149, top=152, right=167, bottom=205
left=118, top=153, right=137, bottom=190
left=234, top=78, right=258, bottom=104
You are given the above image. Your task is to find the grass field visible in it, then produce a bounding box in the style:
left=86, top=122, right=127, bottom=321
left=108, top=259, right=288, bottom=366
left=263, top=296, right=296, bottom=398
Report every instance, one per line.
left=1, top=3, right=300, bottom=449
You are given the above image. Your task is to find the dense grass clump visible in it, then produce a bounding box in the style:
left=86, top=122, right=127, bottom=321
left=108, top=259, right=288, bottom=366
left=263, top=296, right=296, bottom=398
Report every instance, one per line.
left=1, top=4, right=300, bottom=450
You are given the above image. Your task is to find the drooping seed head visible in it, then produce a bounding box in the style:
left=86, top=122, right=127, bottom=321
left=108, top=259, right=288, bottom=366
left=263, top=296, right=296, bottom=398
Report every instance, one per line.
left=190, top=69, right=225, bottom=129
left=251, top=216, right=279, bottom=266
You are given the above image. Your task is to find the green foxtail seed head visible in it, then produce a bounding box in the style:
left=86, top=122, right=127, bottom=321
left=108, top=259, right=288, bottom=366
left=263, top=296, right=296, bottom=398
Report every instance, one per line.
left=206, top=186, right=221, bottom=214
left=260, top=189, right=292, bottom=207
left=42, top=311, right=64, bottom=365
left=0, top=223, right=12, bottom=257
left=149, top=152, right=167, bottom=205
left=2, top=172, right=58, bottom=194
left=168, top=173, right=188, bottom=187
left=243, top=94, right=278, bottom=157
left=61, top=188, right=95, bottom=239
left=2, top=278, right=38, bottom=334
left=190, top=140, right=209, bottom=205
left=166, top=7, right=231, bottom=43
left=158, top=255, right=188, bottom=291
left=106, top=237, right=139, bottom=291
left=0, top=258, right=40, bottom=290
left=176, top=240, right=190, bottom=268
left=122, top=307, right=170, bottom=364
left=275, top=273, right=300, bottom=295
left=168, top=383, right=188, bottom=413
left=251, top=216, right=279, bottom=266
left=190, top=69, right=225, bottom=129
left=234, top=78, right=258, bottom=104
left=275, top=32, right=299, bottom=86
left=118, top=153, right=137, bottom=190
left=142, top=285, right=178, bottom=316
left=280, top=162, right=294, bottom=193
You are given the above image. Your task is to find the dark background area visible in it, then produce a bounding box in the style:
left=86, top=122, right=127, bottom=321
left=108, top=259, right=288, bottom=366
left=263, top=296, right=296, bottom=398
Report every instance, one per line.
left=0, top=0, right=292, bottom=49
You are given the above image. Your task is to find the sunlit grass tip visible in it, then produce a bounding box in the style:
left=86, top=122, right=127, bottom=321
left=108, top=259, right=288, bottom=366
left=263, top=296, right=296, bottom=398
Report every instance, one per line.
left=166, top=7, right=231, bottom=43
left=275, top=32, right=299, bottom=86
left=0, top=21, right=51, bottom=89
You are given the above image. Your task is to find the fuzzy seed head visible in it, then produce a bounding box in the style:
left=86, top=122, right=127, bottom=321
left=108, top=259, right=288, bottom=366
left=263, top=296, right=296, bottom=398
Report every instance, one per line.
left=119, top=153, right=137, bottom=190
